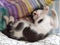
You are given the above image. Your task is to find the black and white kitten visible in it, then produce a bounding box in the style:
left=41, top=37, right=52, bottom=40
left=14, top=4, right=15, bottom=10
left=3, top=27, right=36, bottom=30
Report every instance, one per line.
left=2, top=6, right=58, bottom=42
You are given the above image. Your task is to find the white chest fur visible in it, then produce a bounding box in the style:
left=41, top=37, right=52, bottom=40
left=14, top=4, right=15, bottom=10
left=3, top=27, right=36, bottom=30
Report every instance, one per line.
left=31, top=15, right=53, bottom=35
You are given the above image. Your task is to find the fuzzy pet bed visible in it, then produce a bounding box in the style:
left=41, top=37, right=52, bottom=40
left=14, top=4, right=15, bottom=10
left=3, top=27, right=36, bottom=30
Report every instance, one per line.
left=0, top=32, right=60, bottom=45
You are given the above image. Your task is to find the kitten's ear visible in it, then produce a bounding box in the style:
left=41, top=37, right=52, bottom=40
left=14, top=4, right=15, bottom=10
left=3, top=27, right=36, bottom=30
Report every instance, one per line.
left=43, top=6, right=49, bottom=14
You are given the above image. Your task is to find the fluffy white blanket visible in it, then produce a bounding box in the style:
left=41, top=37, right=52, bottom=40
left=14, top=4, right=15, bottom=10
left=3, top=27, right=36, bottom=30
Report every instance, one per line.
left=0, top=32, right=60, bottom=45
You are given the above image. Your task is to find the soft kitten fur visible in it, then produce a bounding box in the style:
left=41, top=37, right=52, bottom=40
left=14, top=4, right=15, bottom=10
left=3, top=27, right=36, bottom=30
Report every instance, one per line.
left=2, top=6, right=58, bottom=42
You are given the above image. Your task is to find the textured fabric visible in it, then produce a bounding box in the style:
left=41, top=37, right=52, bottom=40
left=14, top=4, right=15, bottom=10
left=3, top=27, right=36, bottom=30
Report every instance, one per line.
left=0, top=0, right=42, bottom=21
left=0, top=7, right=8, bottom=31
left=0, top=32, right=60, bottom=45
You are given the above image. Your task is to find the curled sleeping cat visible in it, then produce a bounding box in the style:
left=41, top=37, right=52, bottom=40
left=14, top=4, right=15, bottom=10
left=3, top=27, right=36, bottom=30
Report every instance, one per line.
left=2, top=6, right=58, bottom=42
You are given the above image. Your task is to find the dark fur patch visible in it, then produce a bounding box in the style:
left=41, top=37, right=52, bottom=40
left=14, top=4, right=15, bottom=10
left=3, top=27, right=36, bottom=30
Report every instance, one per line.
left=15, top=22, right=24, bottom=30
left=23, top=27, right=49, bottom=42
left=23, top=27, right=37, bottom=42
left=17, top=37, right=27, bottom=41
left=23, top=27, right=44, bottom=42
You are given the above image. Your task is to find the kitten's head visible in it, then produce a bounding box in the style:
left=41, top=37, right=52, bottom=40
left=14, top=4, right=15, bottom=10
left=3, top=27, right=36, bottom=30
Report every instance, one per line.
left=32, top=6, right=49, bottom=21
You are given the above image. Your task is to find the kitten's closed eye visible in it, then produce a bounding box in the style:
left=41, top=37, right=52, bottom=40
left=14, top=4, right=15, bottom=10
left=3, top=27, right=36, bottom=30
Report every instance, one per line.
left=38, top=19, right=43, bottom=23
